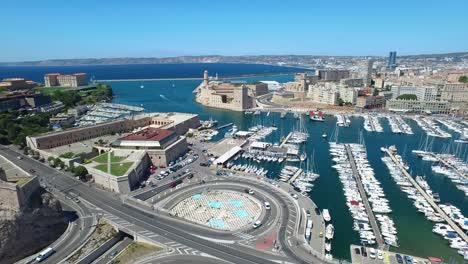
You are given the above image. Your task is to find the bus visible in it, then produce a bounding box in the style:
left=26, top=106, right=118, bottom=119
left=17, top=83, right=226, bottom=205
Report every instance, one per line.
left=36, top=247, right=54, bottom=262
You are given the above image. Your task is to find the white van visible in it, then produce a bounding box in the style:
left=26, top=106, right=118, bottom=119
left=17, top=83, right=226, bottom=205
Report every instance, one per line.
left=36, top=247, right=54, bottom=262
left=264, top=201, right=271, bottom=210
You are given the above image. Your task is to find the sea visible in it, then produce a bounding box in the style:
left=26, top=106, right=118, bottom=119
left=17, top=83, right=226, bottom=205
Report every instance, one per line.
left=3, top=63, right=467, bottom=262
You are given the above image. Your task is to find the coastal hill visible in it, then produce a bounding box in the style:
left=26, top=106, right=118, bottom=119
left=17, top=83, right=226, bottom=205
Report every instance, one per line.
left=1, top=52, right=467, bottom=66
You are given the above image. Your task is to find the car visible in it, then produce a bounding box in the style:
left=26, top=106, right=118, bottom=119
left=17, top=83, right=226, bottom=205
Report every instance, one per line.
left=315, top=208, right=321, bottom=215
left=319, top=231, right=323, bottom=237
left=361, top=247, right=367, bottom=257
left=253, top=220, right=262, bottom=228
left=187, top=174, right=194, bottom=179
left=184, top=169, right=190, bottom=173
left=29, top=169, right=36, bottom=173
left=293, top=186, right=301, bottom=192
left=73, top=198, right=80, bottom=203
left=404, top=255, right=413, bottom=264
left=369, top=248, right=376, bottom=259
left=17, top=156, right=23, bottom=160
left=248, top=189, right=255, bottom=195
left=377, top=250, right=383, bottom=260
left=354, top=248, right=360, bottom=255
left=291, top=193, right=298, bottom=199
left=395, top=254, right=403, bottom=264
left=264, top=201, right=271, bottom=210
left=306, top=209, right=311, bottom=217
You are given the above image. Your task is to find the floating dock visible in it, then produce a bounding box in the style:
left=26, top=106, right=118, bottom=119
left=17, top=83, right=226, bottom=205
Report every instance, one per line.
left=287, top=168, right=304, bottom=184
left=279, top=132, right=293, bottom=147
left=345, top=144, right=384, bottom=247
left=385, top=149, right=468, bottom=243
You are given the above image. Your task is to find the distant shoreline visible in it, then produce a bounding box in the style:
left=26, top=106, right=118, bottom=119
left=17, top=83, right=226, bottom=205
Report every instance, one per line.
left=96, top=72, right=299, bottom=82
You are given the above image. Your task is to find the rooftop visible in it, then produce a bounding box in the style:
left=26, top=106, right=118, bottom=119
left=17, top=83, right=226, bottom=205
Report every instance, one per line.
left=119, top=127, right=174, bottom=142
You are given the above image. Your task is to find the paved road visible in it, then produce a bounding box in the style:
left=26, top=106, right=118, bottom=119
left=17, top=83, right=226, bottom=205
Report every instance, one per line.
left=0, top=147, right=310, bottom=264
left=139, top=254, right=233, bottom=264
left=93, top=237, right=133, bottom=264
left=14, top=180, right=95, bottom=264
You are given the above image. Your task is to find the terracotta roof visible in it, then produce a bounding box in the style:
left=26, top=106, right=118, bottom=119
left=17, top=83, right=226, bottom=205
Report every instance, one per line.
left=119, top=127, right=174, bottom=142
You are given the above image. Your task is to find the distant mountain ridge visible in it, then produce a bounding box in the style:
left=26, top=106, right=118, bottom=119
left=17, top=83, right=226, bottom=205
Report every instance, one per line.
left=1, top=52, right=467, bottom=66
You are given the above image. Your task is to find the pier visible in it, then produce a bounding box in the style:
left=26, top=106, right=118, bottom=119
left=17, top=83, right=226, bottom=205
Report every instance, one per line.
left=345, top=144, right=384, bottom=247
left=288, top=168, right=304, bottom=184
left=432, top=154, right=468, bottom=180
left=280, top=132, right=293, bottom=147
left=215, top=123, right=233, bottom=130
left=385, top=149, right=468, bottom=243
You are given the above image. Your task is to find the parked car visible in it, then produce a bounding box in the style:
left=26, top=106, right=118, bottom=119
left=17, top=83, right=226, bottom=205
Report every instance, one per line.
left=396, top=254, right=403, bottom=264
left=354, top=248, right=360, bottom=255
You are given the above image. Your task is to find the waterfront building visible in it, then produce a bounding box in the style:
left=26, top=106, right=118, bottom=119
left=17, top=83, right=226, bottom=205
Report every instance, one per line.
left=44, top=73, right=88, bottom=87
left=308, top=82, right=357, bottom=105
left=111, top=127, right=188, bottom=167
left=0, top=78, right=36, bottom=91
left=26, top=112, right=199, bottom=150
left=308, top=83, right=339, bottom=105
left=387, top=51, right=397, bottom=70
left=391, top=85, right=439, bottom=101
left=387, top=99, right=451, bottom=114
left=356, top=95, right=385, bottom=109
left=315, top=69, right=350, bottom=82
left=195, top=70, right=267, bottom=111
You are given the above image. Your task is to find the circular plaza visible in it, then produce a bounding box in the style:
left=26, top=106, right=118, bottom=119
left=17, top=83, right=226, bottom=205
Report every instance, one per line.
left=168, top=190, right=262, bottom=231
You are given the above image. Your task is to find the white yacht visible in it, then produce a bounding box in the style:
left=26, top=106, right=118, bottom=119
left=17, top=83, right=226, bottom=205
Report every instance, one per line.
left=323, top=209, right=331, bottom=222
left=325, top=224, right=334, bottom=239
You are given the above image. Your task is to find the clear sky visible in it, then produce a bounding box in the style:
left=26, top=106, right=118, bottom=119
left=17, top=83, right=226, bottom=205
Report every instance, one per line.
left=2, top=0, right=467, bottom=62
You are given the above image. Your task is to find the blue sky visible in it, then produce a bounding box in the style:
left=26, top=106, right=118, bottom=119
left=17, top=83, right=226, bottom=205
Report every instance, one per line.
left=1, top=0, right=467, bottom=61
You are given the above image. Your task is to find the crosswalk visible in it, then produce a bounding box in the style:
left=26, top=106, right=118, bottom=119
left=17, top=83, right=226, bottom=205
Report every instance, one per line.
left=233, top=231, right=255, bottom=240
left=102, top=213, right=204, bottom=256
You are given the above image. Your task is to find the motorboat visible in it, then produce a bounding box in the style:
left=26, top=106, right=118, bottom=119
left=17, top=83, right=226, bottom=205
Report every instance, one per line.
left=323, top=209, right=331, bottom=222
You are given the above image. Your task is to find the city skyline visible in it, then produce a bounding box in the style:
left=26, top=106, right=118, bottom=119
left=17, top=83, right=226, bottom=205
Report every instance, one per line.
left=2, top=0, right=468, bottom=62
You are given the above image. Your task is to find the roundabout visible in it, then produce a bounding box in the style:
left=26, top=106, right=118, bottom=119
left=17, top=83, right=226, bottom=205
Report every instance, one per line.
left=169, top=190, right=262, bottom=231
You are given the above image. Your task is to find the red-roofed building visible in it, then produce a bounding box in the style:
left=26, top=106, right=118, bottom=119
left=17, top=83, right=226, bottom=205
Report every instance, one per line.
left=44, top=73, right=88, bottom=87
left=112, top=127, right=188, bottom=167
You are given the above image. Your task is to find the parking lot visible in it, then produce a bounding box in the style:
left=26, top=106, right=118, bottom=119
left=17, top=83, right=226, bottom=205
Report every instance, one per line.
left=350, top=245, right=432, bottom=264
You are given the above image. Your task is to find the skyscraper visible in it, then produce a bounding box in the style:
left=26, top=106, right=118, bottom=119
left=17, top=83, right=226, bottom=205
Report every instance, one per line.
left=366, top=59, right=373, bottom=87
left=388, top=51, right=397, bottom=70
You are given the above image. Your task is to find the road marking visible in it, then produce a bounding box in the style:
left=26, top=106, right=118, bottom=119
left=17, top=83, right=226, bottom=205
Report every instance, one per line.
left=233, top=231, right=254, bottom=240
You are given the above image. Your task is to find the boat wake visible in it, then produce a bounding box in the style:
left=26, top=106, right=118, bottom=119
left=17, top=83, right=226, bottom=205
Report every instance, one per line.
left=160, top=94, right=171, bottom=101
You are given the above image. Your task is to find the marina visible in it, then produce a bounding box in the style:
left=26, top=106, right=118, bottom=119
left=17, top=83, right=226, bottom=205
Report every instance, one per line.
left=107, top=79, right=468, bottom=262
left=383, top=147, right=468, bottom=258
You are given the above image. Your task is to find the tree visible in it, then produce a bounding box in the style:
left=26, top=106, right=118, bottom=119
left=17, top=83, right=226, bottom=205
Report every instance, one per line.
left=459, top=76, right=468, bottom=83
left=372, top=88, right=379, bottom=96
left=396, top=94, right=418, bottom=100
left=73, top=166, right=88, bottom=180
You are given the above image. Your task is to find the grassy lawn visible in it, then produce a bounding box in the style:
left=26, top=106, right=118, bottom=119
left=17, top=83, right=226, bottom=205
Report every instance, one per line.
left=92, top=152, right=125, bottom=163
left=37, top=86, right=69, bottom=95
left=94, top=162, right=133, bottom=176
left=114, top=242, right=162, bottom=264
